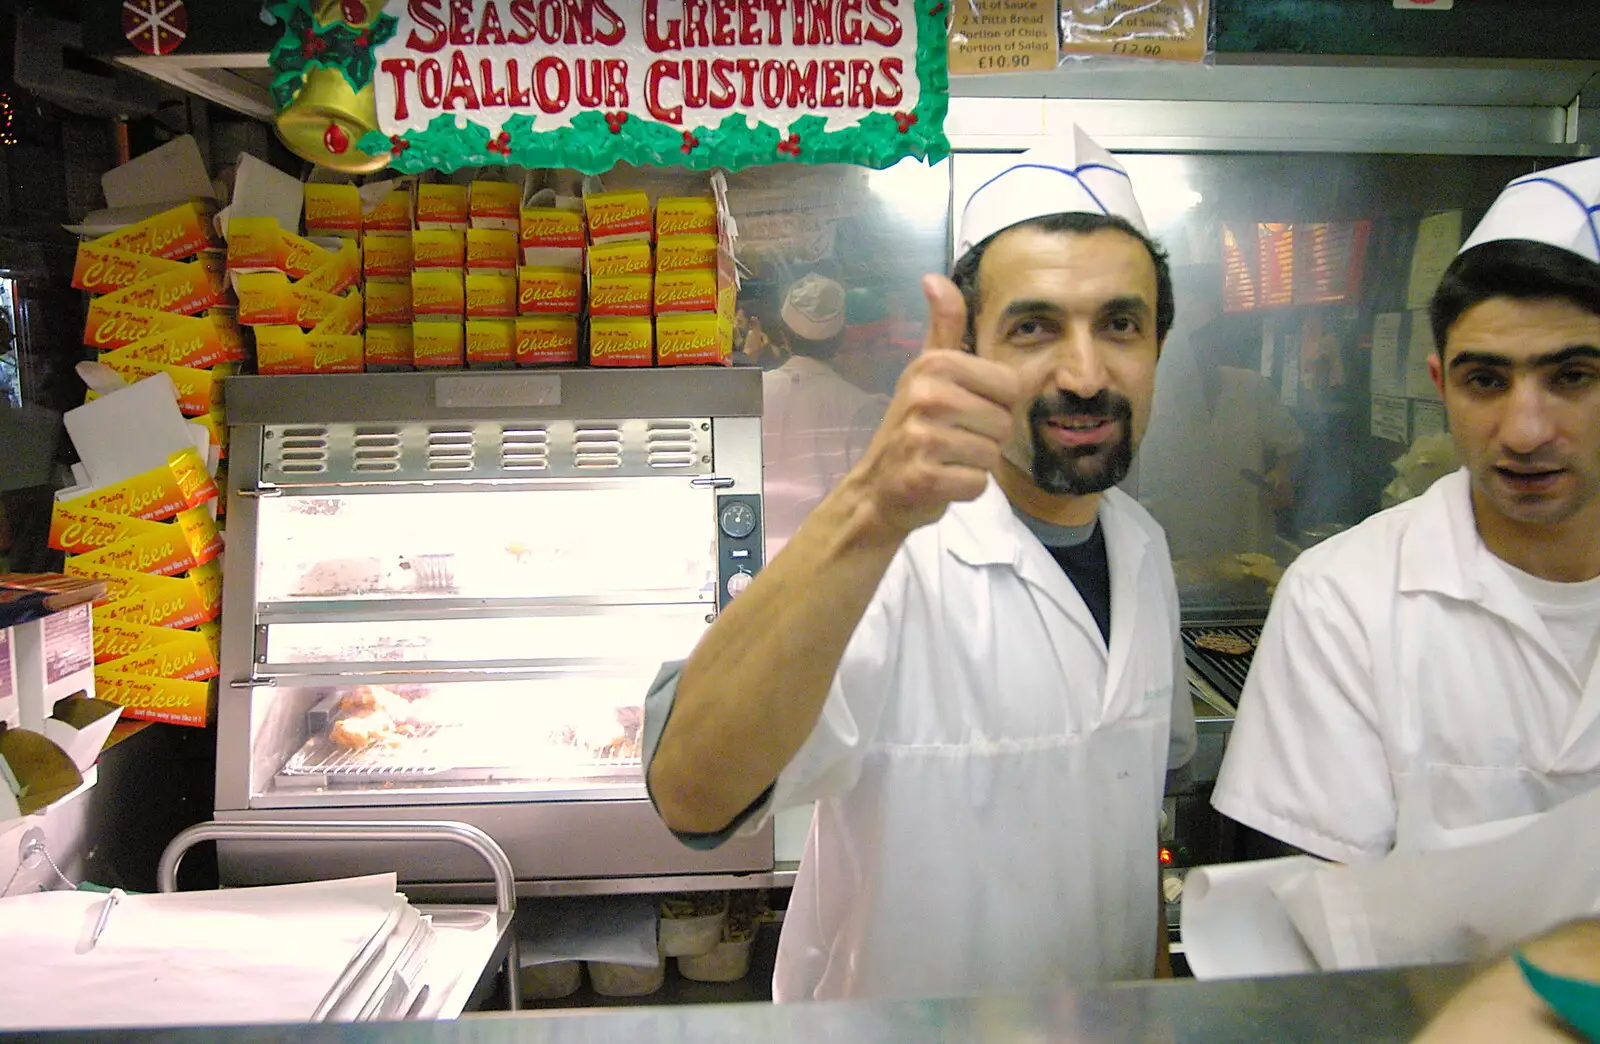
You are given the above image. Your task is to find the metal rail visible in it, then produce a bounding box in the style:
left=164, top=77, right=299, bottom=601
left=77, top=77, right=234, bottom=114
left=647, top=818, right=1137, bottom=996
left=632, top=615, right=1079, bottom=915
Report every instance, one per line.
left=157, top=819, right=520, bottom=1012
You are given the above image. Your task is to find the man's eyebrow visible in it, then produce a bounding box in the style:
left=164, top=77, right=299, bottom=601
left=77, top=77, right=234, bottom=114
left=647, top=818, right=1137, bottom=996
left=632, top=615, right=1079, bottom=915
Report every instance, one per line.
left=1097, top=294, right=1153, bottom=318
left=997, top=298, right=1061, bottom=323
left=1449, top=345, right=1600, bottom=371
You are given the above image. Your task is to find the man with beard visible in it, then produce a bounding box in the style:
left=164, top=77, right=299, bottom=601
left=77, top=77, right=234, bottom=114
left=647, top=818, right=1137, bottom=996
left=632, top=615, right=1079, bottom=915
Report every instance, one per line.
left=1214, top=155, right=1600, bottom=866
left=643, top=130, right=1196, bottom=1002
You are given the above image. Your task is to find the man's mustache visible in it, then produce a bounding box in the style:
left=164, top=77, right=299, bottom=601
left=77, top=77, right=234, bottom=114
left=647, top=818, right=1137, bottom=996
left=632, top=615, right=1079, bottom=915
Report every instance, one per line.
left=1029, top=390, right=1134, bottom=425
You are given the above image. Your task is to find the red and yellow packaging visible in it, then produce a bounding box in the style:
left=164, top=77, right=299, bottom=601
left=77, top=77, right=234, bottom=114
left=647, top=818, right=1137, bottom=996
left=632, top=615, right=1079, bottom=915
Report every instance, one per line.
left=84, top=300, right=228, bottom=351
left=412, top=269, right=465, bottom=318
left=589, top=317, right=653, bottom=367
left=254, top=326, right=364, bottom=375
left=300, top=238, right=361, bottom=296
left=589, top=274, right=653, bottom=318
left=517, top=266, right=582, bottom=314
left=417, top=183, right=468, bottom=230
left=233, top=271, right=296, bottom=325
left=98, top=319, right=235, bottom=370
left=584, top=190, right=652, bottom=243
left=520, top=206, right=585, bottom=249
left=304, top=183, right=363, bottom=238
left=515, top=316, right=579, bottom=366
left=364, top=233, right=412, bottom=280
left=50, top=502, right=221, bottom=569
left=656, top=234, right=718, bottom=274
left=588, top=241, right=652, bottom=278
left=412, top=321, right=464, bottom=368
left=71, top=244, right=188, bottom=294
left=225, top=216, right=288, bottom=272
left=61, top=447, right=218, bottom=523
left=99, top=633, right=219, bottom=682
left=94, top=200, right=216, bottom=260
left=365, top=186, right=413, bottom=233
left=412, top=229, right=466, bottom=269
left=466, top=273, right=517, bottom=318
left=98, top=263, right=225, bottom=316
left=466, top=319, right=516, bottom=368
left=656, top=196, right=717, bottom=238
left=365, top=280, right=413, bottom=325
left=93, top=670, right=214, bottom=727
left=281, top=231, right=336, bottom=280
left=655, top=269, right=718, bottom=314
left=656, top=312, right=729, bottom=367
left=466, top=228, right=518, bottom=270
left=364, top=324, right=414, bottom=369
left=96, top=356, right=230, bottom=418
left=470, top=180, right=522, bottom=230
left=93, top=620, right=216, bottom=669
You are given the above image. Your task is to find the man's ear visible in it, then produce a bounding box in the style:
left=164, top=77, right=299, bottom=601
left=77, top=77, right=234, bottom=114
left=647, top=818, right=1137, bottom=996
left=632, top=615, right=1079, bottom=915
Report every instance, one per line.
left=1428, top=353, right=1445, bottom=398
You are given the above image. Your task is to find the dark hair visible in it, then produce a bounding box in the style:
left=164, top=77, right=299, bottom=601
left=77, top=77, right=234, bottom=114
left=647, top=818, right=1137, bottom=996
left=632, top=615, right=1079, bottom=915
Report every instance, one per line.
left=1430, top=239, right=1600, bottom=349
left=949, top=212, right=1175, bottom=350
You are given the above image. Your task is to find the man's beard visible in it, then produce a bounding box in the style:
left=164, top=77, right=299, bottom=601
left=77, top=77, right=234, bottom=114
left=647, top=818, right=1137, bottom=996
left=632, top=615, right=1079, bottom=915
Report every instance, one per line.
left=1025, top=390, right=1135, bottom=496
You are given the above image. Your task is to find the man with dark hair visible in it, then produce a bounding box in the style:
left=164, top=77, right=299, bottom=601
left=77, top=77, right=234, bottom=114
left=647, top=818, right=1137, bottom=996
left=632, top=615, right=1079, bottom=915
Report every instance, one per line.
left=1214, top=157, right=1600, bottom=865
left=643, top=129, right=1195, bottom=1002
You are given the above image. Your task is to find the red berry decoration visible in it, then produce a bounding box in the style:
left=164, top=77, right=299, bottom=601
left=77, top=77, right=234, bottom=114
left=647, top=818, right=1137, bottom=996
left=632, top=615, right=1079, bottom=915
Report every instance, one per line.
left=929, top=1, right=946, bottom=14
left=776, top=133, right=802, bottom=157
left=604, top=111, right=629, bottom=134
left=486, top=130, right=512, bottom=156
left=389, top=135, right=410, bottom=156
left=355, top=32, right=369, bottom=46
left=680, top=130, right=700, bottom=154
left=893, top=111, right=918, bottom=133
left=323, top=122, right=350, bottom=155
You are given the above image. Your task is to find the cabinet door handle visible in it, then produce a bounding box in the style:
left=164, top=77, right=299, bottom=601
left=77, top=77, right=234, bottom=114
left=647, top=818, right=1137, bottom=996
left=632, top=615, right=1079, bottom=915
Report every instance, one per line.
left=689, top=476, right=734, bottom=489
left=236, top=486, right=283, bottom=499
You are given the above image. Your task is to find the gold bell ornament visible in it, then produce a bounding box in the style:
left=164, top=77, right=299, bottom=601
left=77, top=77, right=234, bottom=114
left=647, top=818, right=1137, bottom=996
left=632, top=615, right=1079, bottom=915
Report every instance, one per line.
left=275, top=66, right=391, bottom=174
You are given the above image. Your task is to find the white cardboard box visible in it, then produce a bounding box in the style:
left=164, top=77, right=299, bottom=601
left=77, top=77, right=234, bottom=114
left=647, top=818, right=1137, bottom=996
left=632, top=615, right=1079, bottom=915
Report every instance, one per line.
left=13, top=603, right=95, bottom=734
left=0, top=628, right=18, bottom=728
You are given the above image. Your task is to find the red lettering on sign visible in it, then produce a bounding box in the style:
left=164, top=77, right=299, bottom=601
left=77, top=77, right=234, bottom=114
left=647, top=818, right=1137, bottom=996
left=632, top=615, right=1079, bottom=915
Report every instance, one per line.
left=710, top=58, right=737, bottom=107
left=418, top=57, right=444, bottom=107
left=381, top=57, right=417, bottom=120
left=644, top=0, right=679, bottom=52
left=477, top=1, right=507, bottom=44
left=864, top=0, right=901, bottom=45
left=875, top=56, right=903, bottom=105
left=684, top=60, right=709, bottom=108
left=605, top=58, right=629, bottom=107
left=839, top=0, right=864, bottom=43
left=735, top=57, right=760, bottom=106
left=711, top=0, right=736, bottom=45
left=479, top=57, right=507, bottom=105
left=443, top=48, right=480, bottom=109
left=448, top=0, right=475, bottom=44
left=533, top=54, right=571, bottom=113
left=407, top=0, right=447, bottom=51
left=684, top=0, right=711, bottom=47
left=760, top=0, right=786, bottom=43
left=576, top=58, right=605, bottom=107
left=847, top=58, right=874, bottom=106
left=784, top=60, right=817, bottom=107
left=647, top=60, right=683, bottom=124
left=507, top=0, right=536, bottom=43
left=506, top=57, right=532, bottom=105
left=821, top=58, right=845, bottom=107
left=760, top=62, right=784, bottom=108
left=591, top=0, right=625, bottom=44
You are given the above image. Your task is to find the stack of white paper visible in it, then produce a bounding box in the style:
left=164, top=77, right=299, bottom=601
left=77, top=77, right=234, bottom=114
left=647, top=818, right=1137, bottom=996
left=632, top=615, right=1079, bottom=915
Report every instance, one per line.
left=0, top=873, right=439, bottom=1029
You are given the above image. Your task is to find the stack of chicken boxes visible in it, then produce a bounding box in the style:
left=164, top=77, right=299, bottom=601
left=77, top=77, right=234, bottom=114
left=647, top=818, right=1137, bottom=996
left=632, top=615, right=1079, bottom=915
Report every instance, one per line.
left=409, top=184, right=469, bottom=368
left=48, top=443, right=225, bottom=728
left=464, top=181, right=521, bottom=368
left=352, top=183, right=416, bottom=370
left=516, top=195, right=585, bottom=367
left=654, top=196, right=733, bottom=366
left=73, top=200, right=237, bottom=459
left=230, top=202, right=363, bottom=375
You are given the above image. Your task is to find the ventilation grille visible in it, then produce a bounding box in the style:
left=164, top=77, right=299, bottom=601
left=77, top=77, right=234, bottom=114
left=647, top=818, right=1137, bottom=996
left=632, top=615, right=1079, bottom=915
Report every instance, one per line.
left=426, top=427, right=475, bottom=472
left=274, top=426, right=329, bottom=474
left=500, top=426, right=549, bottom=471
left=573, top=423, right=624, bottom=469
left=260, top=419, right=716, bottom=483
left=646, top=420, right=700, bottom=469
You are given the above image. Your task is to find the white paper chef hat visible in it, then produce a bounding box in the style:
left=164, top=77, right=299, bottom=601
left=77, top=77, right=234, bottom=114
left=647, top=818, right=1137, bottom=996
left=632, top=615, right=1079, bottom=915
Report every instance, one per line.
left=1460, top=155, right=1600, bottom=263
left=781, top=272, right=847, bottom=341
left=956, top=126, right=1148, bottom=263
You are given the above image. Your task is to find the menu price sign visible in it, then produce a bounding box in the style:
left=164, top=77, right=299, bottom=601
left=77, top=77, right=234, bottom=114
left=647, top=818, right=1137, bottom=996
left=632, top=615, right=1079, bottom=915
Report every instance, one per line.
left=1222, top=223, right=1258, bottom=313
left=949, top=0, right=1060, bottom=76
left=1258, top=223, right=1295, bottom=309
left=1371, top=394, right=1409, bottom=443
left=1061, top=0, right=1209, bottom=64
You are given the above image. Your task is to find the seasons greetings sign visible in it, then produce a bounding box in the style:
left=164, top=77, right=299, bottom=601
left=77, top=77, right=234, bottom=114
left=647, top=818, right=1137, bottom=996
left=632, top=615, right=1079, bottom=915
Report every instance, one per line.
left=271, top=0, right=949, bottom=174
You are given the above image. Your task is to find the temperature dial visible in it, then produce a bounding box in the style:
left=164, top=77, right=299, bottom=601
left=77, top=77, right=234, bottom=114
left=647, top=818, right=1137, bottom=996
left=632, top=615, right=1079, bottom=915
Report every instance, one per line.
left=726, top=570, right=754, bottom=599
left=719, top=501, right=758, bottom=539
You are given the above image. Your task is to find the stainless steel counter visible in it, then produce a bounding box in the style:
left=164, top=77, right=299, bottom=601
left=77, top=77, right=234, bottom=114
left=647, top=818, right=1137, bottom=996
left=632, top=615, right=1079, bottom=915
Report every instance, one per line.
left=3, top=965, right=1476, bottom=1043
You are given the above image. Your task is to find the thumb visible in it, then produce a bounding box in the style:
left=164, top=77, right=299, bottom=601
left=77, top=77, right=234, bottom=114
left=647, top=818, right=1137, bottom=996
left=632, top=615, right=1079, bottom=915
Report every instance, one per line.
left=921, top=273, right=969, bottom=353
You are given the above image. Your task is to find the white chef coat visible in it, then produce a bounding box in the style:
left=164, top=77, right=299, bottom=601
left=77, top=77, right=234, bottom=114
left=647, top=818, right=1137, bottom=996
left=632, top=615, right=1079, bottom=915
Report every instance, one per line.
left=645, top=477, right=1197, bottom=1001
left=761, top=355, right=887, bottom=559
left=1213, top=468, right=1600, bottom=863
